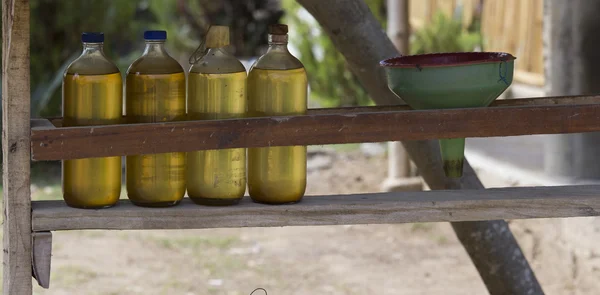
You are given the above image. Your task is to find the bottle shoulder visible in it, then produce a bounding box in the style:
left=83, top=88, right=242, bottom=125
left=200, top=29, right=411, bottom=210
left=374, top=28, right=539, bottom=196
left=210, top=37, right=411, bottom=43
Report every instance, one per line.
left=251, top=51, right=305, bottom=71
left=65, top=54, right=120, bottom=76
left=189, top=49, right=247, bottom=74
left=127, top=54, right=184, bottom=75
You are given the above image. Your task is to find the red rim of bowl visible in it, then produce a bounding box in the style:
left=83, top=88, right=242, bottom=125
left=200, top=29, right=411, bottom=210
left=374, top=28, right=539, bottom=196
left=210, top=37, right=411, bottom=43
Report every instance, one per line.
left=379, top=52, right=516, bottom=68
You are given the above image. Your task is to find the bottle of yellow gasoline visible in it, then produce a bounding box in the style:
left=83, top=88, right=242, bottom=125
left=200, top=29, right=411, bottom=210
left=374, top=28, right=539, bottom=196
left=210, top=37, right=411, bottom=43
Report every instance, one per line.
left=187, top=26, right=247, bottom=206
left=62, top=32, right=123, bottom=209
left=125, top=30, right=186, bottom=207
left=247, top=24, right=308, bottom=204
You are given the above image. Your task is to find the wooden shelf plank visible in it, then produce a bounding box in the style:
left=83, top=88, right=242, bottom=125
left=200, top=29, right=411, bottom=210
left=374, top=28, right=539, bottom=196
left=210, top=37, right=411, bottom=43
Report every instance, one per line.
left=41, top=94, right=600, bottom=127
left=32, top=185, right=600, bottom=231
left=31, top=95, right=600, bottom=161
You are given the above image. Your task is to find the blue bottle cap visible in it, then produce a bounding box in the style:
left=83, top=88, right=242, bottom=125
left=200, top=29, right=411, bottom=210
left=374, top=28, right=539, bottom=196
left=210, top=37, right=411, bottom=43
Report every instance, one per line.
left=81, top=32, right=104, bottom=43
left=144, top=30, right=167, bottom=41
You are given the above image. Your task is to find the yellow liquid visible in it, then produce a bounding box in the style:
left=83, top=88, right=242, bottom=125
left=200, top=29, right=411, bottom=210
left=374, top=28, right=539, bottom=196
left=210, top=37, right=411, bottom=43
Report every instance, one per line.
left=62, top=72, right=123, bottom=208
left=126, top=72, right=186, bottom=206
left=187, top=71, right=247, bottom=205
left=247, top=67, right=308, bottom=204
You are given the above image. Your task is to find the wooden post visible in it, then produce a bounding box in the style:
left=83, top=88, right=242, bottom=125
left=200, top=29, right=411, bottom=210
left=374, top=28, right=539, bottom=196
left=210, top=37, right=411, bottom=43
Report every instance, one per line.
left=386, top=0, right=410, bottom=75
left=385, top=0, right=410, bottom=180
left=383, top=0, right=422, bottom=192
left=543, top=0, right=600, bottom=179
left=2, top=0, right=33, bottom=294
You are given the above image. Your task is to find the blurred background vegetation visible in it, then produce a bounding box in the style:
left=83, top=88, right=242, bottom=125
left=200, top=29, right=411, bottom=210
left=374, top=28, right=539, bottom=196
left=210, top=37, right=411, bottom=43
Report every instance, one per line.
left=410, top=11, right=482, bottom=55
left=0, top=0, right=483, bottom=121
left=26, top=0, right=285, bottom=119
left=282, top=0, right=481, bottom=108
left=281, top=0, right=387, bottom=107
left=8, top=0, right=483, bottom=121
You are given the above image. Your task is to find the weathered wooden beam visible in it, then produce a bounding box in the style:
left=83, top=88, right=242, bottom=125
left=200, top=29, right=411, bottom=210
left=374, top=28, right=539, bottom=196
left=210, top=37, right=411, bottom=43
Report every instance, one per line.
left=31, top=185, right=600, bottom=232
left=311, top=94, right=600, bottom=113
left=38, top=93, right=600, bottom=128
left=2, top=0, right=33, bottom=294
left=32, top=232, right=52, bottom=289
left=39, top=94, right=600, bottom=123
left=30, top=95, right=600, bottom=161
left=296, top=1, right=545, bottom=294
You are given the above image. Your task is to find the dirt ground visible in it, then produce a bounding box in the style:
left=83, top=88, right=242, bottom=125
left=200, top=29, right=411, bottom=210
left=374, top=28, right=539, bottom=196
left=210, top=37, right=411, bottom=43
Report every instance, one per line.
left=12, top=147, right=600, bottom=294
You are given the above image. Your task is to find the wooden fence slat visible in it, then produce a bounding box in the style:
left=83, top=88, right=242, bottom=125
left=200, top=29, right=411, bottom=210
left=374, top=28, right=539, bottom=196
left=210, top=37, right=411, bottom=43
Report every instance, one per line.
left=517, top=0, right=529, bottom=71
left=481, top=0, right=544, bottom=85
left=532, top=0, right=545, bottom=74
left=2, top=0, right=33, bottom=294
left=31, top=185, right=600, bottom=231
left=504, top=0, right=518, bottom=53
left=30, top=95, right=600, bottom=161
left=461, top=0, right=476, bottom=29
left=411, top=0, right=544, bottom=85
left=514, top=70, right=545, bottom=86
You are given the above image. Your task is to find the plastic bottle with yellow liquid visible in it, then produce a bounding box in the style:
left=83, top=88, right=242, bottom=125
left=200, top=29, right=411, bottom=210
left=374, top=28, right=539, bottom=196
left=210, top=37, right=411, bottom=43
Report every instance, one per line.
left=187, top=26, right=247, bottom=205
left=62, top=32, right=123, bottom=209
left=247, top=24, right=308, bottom=204
left=125, top=30, right=186, bottom=207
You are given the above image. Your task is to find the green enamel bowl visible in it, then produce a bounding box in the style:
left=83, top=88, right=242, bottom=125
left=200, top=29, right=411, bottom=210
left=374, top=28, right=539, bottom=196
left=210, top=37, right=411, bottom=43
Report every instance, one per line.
left=380, top=52, right=516, bottom=178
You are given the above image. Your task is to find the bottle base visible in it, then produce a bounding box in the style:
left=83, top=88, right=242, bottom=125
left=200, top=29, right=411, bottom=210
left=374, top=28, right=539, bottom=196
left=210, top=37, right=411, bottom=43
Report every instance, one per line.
left=190, top=197, right=242, bottom=206
left=250, top=198, right=302, bottom=205
left=64, top=201, right=118, bottom=210
left=130, top=200, right=181, bottom=208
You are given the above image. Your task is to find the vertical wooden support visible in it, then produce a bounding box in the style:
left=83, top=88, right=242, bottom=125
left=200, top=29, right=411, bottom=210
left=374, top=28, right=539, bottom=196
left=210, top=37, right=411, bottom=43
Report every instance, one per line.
left=383, top=0, right=423, bottom=193
left=543, top=0, right=600, bottom=179
left=382, top=0, right=422, bottom=192
left=2, top=0, right=32, bottom=294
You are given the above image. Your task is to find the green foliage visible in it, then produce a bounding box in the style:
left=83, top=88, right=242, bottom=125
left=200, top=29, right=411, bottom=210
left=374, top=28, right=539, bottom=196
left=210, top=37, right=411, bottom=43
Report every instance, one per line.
left=1, top=1, right=483, bottom=116
left=16, top=0, right=283, bottom=118
left=0, top=0, right=485, bottom=121
left=280, top=1, right=482, bottom=108
left=410, top=12, right=482, bottom=55
left=282, top=0, right=385, bottom=107
left=145, top=0, right=200, bottom=55
left=282, top=0, right=476, bottom=107
left=28, top=0, right=158, bottom=117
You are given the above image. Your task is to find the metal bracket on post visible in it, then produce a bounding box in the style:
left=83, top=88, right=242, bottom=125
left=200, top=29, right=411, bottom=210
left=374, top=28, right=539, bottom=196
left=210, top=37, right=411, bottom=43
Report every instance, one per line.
left=32, top=232, right=52, bottom=289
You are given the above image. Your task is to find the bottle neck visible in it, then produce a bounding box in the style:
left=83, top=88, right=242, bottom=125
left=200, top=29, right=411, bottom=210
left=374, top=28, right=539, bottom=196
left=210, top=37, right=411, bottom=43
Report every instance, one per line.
left=205, top=47, right=226, bottom=55
left=82, top=42, right=105, bottom=55
left=142, top=41, right=168, bottom=56
left=267, top=34, right=289, bottom=53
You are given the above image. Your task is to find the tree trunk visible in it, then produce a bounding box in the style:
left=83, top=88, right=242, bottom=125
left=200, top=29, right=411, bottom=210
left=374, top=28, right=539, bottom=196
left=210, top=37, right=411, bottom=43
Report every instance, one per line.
left=296, top=1, right=545, bottom=294
left=544, top=0, right=600, bottom=179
